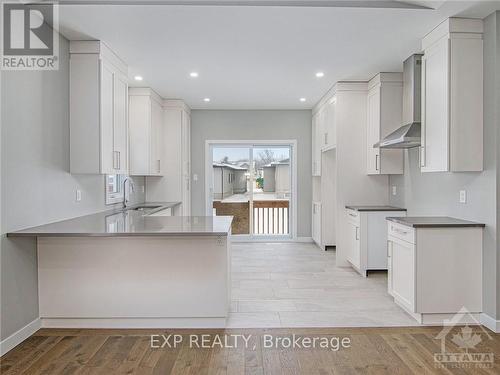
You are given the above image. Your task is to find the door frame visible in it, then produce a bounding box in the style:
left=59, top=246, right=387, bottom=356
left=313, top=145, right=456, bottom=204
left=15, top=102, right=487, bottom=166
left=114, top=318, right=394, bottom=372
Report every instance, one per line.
left=205, top=139, right=298, bottom=241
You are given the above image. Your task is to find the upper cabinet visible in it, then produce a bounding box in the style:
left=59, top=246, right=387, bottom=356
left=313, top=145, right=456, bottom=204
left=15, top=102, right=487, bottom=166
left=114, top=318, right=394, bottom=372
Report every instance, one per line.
left=312, top=94, right=336, bottom=177
left=421, top=18, right=483, bottom=172
left=129, top=88, right=163, bottom=176
left=311, top=111, right=322, bottom=176
left=366, top=73, right=404, bottom=175
left=321, top=97, right=336, bottom=151
left=70, top=41, right=129, bottom=175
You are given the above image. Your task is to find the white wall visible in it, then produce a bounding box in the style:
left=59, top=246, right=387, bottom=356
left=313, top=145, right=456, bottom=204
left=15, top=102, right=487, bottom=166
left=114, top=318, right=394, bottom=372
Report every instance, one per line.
left=190, top=110, right=312, bottom=237
left=0, top=35, right=145, bottom=341
left=390, top=11, right=500, bottom=321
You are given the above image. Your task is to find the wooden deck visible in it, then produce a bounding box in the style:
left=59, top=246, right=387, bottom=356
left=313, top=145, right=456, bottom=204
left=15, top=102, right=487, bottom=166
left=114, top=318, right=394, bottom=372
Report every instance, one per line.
left=1, top=327, right=499, bottom=374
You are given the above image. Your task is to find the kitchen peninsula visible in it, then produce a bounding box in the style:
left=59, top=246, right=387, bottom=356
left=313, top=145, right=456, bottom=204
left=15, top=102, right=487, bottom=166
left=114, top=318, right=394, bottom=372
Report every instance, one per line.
left=7, top=204, right=233, bottom=329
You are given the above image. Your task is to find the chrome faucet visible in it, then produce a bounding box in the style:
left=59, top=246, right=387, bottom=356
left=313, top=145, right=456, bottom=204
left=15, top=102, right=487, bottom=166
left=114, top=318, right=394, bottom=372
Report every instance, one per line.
left=122, top=176, right=136, bottom=208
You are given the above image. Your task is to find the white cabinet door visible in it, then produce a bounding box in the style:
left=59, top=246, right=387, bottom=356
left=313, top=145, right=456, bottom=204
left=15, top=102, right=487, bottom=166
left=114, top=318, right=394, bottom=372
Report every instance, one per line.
left=366, top=87, right=381, bottom=174
left=391, top=237, right=415, bottom=312
left=387, top=239, right=393, bottom=296
left=100, top=62, right=115, bottom=174
left=150, top=99, right=163, bottom=175
left=421, top=37, right=449, bottom=172
left=312, top=203, right=321, bottom=247
left=113, top=74, right=128, bottom=174
left=323, top=98, right=336, bottom=150
left=181, top=110, right=191, bottom=216
left=347, top=221, right=361, bottom=269
left=311, top=113, right=321, bottom=176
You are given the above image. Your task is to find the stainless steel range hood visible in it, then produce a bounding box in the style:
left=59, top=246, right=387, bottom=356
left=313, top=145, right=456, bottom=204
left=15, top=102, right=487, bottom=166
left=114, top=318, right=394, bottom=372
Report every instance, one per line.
left=374, top=54, right=423, bottom=149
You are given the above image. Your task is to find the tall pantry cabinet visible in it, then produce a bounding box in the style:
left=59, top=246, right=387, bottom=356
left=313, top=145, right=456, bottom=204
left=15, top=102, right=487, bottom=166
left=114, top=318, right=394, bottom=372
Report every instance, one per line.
left=146, top=100, right=191, bottom=216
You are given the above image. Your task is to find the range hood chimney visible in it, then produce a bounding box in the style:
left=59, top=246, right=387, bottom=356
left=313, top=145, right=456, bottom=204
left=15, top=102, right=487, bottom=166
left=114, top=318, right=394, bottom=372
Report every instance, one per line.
left=374, top=54, right=423, bottom=149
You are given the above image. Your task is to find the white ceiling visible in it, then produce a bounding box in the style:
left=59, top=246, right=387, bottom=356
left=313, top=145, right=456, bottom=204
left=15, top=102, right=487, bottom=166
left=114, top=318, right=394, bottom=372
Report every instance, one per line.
left=58, top=1, right=500, bottom=109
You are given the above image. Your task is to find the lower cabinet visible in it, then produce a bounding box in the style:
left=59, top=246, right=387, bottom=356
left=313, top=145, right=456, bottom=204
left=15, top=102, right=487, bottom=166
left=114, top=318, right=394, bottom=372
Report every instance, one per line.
left=388, top=235, right=415, bottom=312
left=312, top=202, right=322, bottom=248
left=346, top=208, right=406, bottom=277
left=387, top=221, right=483, bottom=324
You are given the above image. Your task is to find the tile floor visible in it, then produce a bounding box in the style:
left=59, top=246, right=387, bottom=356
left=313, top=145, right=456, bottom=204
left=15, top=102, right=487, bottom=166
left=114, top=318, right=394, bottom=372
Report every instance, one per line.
left=227, top=241, right=420, bottom=328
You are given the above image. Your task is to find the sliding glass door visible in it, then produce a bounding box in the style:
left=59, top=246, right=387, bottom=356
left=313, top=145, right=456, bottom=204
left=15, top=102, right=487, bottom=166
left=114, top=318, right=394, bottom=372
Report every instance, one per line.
left=208, top=142, right=293, bottom=240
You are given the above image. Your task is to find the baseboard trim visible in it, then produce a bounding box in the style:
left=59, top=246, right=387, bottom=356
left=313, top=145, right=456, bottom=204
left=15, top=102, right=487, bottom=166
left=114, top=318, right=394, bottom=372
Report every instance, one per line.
left=480, top=313, right=500, bottom=333
left=295, top=237, right=313, bottom=243
left=40, top=317, right=227, bottom=329
left=0, top=318, right=41, bottom=356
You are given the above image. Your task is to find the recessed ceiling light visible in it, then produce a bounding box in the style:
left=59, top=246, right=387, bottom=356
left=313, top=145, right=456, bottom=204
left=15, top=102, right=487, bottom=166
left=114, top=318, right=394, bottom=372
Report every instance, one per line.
left=315, top=72, right=324, bottom=78
left=134, top=75, right=143, bottom=81
left=190, top=72, right=199, bottom=78
left=203, top=98, right=211, bottom=102
left=300, top=98, right=306, bottom=102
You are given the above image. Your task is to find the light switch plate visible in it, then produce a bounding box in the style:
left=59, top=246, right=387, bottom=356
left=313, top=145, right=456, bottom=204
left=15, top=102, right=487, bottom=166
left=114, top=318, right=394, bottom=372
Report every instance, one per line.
left=459, top=190, right=467, bottom=204
left=76, top=189, right=82, bottom=202
left=392, top=186, right=397, bottom=196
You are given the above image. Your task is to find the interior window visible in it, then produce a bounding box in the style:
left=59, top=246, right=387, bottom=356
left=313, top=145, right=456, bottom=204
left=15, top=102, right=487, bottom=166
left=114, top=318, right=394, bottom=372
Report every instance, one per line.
left=106, top=174, right=125, bottom=204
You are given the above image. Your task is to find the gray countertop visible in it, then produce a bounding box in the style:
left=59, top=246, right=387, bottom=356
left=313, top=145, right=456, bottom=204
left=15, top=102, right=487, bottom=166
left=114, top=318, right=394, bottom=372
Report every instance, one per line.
left=386, top=216, right=485, bottom=228
left=7, top=202, right=234, bottom=237
left=346, top=205, right=407, bottom=212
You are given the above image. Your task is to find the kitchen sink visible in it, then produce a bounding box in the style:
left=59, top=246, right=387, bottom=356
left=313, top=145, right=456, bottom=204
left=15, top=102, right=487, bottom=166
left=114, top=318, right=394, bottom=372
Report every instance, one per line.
left=128, top=205, right=162, bottom=212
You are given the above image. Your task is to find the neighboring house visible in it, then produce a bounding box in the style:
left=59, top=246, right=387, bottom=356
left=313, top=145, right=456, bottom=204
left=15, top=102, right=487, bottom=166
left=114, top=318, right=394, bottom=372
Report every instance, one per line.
left=262, top=158, right=290, bottom=196
left=213, top=163, right=248, bottom=200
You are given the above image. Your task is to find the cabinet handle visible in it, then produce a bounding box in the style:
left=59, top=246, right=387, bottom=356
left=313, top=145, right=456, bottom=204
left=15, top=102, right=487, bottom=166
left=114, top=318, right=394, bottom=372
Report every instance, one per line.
left=157, top=160, right=161, bottom=173
left=421, top=57, right=426, bottom=168
left=355, top=227, right=359, bottom=241
left=113, top=151, right=119, bottom=170
left=375, top=154, right=379, bottom=171
left=387, top=240, right=392, bottom=257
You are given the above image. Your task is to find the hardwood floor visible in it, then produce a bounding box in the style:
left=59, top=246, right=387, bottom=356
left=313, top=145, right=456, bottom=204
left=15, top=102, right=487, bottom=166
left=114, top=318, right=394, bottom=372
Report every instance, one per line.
left=1, top=327, right=499, bottom=374
left=229, top=242, right=418, bottom=328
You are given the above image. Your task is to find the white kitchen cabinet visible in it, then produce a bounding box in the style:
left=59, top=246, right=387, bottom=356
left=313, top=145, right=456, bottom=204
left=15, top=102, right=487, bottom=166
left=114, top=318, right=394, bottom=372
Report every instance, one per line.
left=366, top=73, right=403, bottom=175
left=311, top=112, right=322, bottom=176
left=346, top=207, right=407, bottom=277
left=321, top=97, right=336, bottom=151
left=312, top=202, right=322, bottom=247
left=146, top=100, right=191, bottom=216
left=387, top=218, right=483, bottom=324
left=421, top=18, right=483, bottom=172
left=129, top=88, right=164, bottom=176
left=70, top=41, right=129, bottom=175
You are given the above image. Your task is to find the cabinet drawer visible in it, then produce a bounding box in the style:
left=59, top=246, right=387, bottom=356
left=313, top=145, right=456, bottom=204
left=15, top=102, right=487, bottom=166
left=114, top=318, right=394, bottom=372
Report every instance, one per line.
left=346, top=209, right=360, bottom=224
left=388, top=222, right=415, bottom=244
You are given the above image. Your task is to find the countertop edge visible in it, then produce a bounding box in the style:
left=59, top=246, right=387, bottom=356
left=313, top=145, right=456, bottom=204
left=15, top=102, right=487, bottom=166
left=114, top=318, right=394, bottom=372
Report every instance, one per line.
left=7, top=232, right=230, bottom=238
left=345, top=206, right=407, bottom=212
left=386, top=217, right=486, bottom=228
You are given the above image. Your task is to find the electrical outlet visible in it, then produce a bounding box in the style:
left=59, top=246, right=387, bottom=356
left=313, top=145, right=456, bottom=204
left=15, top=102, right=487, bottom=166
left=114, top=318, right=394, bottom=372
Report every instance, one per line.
left=392, top=185, right=397, bottom=196
left=459, top=190, right=467, bottom=204
left=76, top=189, right=82, bottom=202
